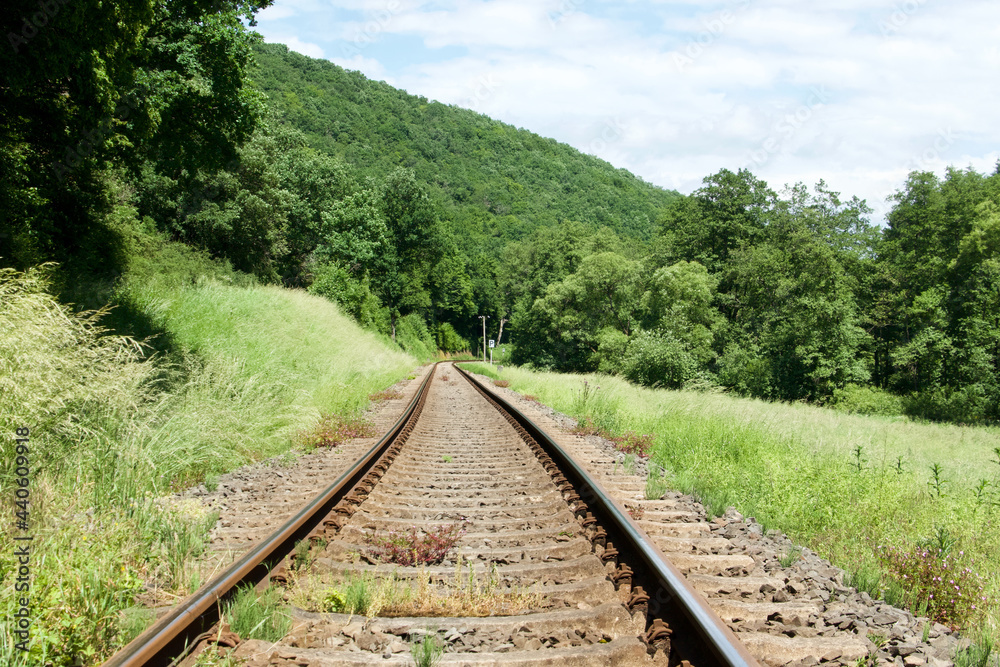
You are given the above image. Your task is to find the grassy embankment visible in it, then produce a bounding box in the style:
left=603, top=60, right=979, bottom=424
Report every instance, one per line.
left=466, top=363, right=1000, bottom=653
left=0, top=233, right=417, bottom=666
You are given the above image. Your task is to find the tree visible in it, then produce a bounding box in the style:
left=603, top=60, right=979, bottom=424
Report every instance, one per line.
left=374, top=168, right=441, bottom=340
left=514, top=277, right=594, bottom=371
left=136, top=117, right=301, bottom=280
left=618, top=329, right=699, bottom=389
left=661, top=168, right=777, bottom=272
left=571, top=252, right=644, bottom=337
left=0, top=0, right=272, bottom=271
left=721, top=218, right=869, bottom=401
left=429, top=244, right=475, bottom=323
left=646, top=261, right=720, bottom=364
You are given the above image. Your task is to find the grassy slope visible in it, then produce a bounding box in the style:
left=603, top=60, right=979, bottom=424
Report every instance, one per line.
left=0, top=234, right=417, bottom=665
left=466, top=363, right=1000, bottom=642
left=121, top=282, right=417, bottom=486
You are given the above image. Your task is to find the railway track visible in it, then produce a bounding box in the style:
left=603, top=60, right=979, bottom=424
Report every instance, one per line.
left=105, top=362, right=960, bottom=667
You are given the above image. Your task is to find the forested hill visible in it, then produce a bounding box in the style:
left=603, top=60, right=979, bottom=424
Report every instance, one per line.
left=251, top=43, right=679, bottom=241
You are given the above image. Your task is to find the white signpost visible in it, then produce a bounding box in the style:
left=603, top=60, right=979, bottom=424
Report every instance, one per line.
left=489, top=339, right=495, bottom=364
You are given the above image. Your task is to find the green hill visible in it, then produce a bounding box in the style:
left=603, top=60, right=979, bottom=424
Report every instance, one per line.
left=251, top=43, right=680, bottom=242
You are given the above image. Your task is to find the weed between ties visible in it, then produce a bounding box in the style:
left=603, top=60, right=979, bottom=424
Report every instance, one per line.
left=412, top=632, right=444, bottom=667
left=364, top=523, right=466, bottom=567
left=288, top=557, right=544, bottom=619
left=223, top=585, right=291, bottom=643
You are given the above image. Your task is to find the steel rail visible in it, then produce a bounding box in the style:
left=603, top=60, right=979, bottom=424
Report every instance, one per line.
left=455, top=363, right=761, bottom=667
left=103, top=365, right=438, bottom=667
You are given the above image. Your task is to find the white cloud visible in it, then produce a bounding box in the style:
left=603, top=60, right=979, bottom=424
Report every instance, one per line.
left=257, top=4, right=299, bottom=21
left=331, top=54, right=392, bottom=83
left=255, top=0, right=1000, bottom=223
left=280, top=36, right=326, bottom=59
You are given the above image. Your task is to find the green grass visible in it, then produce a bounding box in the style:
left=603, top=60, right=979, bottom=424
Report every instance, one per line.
left=411, top=631, right=444, bottom=667
left=0, top=244, right=417, bottom=665
left=223, top=585, right=291, bottom=643
left=464, top=362, right=1000, bottom=644
left=645, top=467, right=668, bottom=500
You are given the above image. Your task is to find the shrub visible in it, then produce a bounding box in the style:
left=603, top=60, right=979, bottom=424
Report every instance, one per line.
left=396, top=313, right=437, bottom=360
left=875, top=542, right=989, bottom=628
left=365, top=524, right=465, bottom=567
left=493, top=379, right=510, bottom=388
left=830, top=384, right=904, bottom=417
left=716, top=341, right=775, bottom=398
left=903, top=386, right=991, bottom=425
left=435, top=323, right=469, bottom=353
left=592, top=327, right=629, bottom=375
left=620, top=329, right=698, bottom=389
left=308, top=262, right=388, bottom=333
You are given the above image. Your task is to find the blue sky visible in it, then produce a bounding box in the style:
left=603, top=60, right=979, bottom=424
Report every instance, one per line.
left=252, top=0, right=1000, bottom=223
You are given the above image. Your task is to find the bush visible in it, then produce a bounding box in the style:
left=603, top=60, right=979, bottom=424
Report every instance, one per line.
left=396, top=313, right=436, bottom=360
left=620, top=330, right=698, bottom=389
left=903, top=386, right=991, bottom=424
left=308, top=262, right=388, bottom=333
left=592, top=327, right=629, bottom=374
left=716, top=341, right=775, bottom=398
left=435, top=322, right=469, bottom=353
left=831, top=384, right=904, bottom=417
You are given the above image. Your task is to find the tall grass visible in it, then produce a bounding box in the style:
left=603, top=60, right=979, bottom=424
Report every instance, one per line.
left=116, top=278, right=416, bottom=486
left=1, top=249, right=416, bottom=665
left=469, top=363, right=1000, bottom=643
